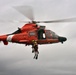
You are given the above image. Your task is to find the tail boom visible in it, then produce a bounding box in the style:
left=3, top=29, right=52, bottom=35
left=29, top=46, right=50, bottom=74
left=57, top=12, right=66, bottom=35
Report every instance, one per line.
left=0, top=35, right=8, bottom=45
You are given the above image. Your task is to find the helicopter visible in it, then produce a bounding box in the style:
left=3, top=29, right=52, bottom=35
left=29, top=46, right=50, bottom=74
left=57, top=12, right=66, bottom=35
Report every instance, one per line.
left=0, top=6, right=76, bottom=59
left=0, top=20, right=67, bottom=59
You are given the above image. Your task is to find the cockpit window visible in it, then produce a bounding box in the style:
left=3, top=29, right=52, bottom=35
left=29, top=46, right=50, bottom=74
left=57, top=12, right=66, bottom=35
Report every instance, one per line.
left=45, top=30, right=52, bottom=39
left=45, top=30, right=58, bottom=39
left=50, top=30, right=58, bottom=39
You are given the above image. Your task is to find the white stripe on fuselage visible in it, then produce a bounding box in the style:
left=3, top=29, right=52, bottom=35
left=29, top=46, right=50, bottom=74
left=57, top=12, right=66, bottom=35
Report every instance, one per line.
left=7, top=35, right=14, bottom=42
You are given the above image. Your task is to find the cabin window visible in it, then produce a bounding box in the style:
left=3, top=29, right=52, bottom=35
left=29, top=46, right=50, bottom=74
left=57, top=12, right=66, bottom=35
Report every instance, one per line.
left=29, top=32, right=36, bottom=36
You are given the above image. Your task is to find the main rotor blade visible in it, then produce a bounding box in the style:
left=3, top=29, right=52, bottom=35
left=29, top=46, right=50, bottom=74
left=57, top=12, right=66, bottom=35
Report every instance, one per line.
left=1, top=17, right=76, bottom=23
left=13, top=6, right=34, bottom=21
left=36, top=17, right=76, bottom=23
left=0, top=20, right=29, bottom=23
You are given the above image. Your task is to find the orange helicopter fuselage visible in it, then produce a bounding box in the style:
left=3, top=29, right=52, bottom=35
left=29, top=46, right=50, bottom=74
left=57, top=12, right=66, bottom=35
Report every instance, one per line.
left=0, top=23, right=66, bottom=45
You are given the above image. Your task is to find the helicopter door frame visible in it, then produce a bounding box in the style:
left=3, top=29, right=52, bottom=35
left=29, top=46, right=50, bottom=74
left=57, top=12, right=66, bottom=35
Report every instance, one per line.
left=38, top=29, right=46, bottom=40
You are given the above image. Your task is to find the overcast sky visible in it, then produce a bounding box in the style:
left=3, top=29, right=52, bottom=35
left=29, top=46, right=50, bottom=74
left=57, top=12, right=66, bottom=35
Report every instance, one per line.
left=0, top=0, right=76, bottom=75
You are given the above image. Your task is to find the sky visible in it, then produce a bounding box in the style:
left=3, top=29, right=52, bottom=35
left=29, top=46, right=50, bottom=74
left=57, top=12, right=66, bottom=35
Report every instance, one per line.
left=0, top=0, right=76, bottom=75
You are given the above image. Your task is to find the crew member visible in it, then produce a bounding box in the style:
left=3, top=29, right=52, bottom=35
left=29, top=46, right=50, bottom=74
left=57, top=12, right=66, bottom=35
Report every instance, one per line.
left=32, top=40, right=35, bottom=53
left=32, top=40, right=39, bottom=59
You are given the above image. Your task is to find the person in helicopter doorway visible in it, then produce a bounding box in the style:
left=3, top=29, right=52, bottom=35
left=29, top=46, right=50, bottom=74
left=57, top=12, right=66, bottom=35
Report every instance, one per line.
left=32, top=40, right=39, bottom=59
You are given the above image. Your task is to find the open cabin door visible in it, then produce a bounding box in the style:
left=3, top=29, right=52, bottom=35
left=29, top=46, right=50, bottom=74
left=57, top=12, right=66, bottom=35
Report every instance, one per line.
left=38, top=29, right=46, bottom=39
left=37, top=29, right=52, bottom=44
left=38, top=29, right=52, bottom=40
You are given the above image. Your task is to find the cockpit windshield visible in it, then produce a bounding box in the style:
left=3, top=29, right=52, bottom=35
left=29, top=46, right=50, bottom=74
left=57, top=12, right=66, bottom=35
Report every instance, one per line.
left=50, top=30, right=58, bottom=39
left=45, top=30, right=58, bottom=39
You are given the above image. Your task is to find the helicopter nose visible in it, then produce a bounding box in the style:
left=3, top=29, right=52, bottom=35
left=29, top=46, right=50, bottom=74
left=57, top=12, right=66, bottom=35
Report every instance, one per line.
left=58, top=36, right=67, bottom=43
